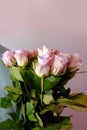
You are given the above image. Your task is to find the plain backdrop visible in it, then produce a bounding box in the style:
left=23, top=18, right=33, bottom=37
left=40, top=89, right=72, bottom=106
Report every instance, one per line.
left=0, top=0, right=87, bottom=129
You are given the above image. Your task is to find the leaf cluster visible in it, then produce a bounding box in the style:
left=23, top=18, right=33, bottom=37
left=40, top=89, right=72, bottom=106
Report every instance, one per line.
left=0, top=67, right=87, bottom=130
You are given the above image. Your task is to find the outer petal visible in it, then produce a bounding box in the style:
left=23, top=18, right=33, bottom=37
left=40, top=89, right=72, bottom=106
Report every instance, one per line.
left=14, top=49, right=28, bottom=67
left=34, top=63, right=50, bottom=77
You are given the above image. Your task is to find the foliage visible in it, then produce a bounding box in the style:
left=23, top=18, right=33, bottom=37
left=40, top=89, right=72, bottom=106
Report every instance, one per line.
left=0, top=45, right=87, bottom=130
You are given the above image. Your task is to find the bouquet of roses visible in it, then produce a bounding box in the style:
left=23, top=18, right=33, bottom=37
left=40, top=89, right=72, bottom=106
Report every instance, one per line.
left=0, top=45, right=87, bottom=130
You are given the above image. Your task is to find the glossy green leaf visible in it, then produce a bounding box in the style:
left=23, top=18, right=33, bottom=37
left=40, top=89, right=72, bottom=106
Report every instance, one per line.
left=44, top=76, right=60, bottom=91
left=20, top=69, right=41, bottom=90
left=26, top=102, right=34, bottom=115
left=0, top=97, right=12, bottom=108
left=29, top=113, right=37, bottom=121
left=9, top=66, right=24, bottom=81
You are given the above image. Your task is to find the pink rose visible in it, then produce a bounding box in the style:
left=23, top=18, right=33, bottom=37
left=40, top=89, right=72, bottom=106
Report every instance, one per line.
left=34, top=63, right=50, bottom=77
left=68, top=53, right=83, bottom=71
left=14, top=49, right=28, bottom=67
left=59, top=52, right=72, bottom=61
left=37, top=45, right=52, bottom=57
left=51, top=54, right=68, bottom=76
left=2, top=50, right=16, bottom=66
left=37, top=45, right=54, bottom=66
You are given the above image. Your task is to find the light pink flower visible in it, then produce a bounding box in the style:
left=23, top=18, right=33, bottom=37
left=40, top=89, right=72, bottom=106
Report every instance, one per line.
left=59, top=52, right=72, bottom=61
left=51, top=54, right=68, bottom=76
left=68, top=53, right=83, bottom=71
left=37, top=45, right=54, bottom=66
left=2, top=50, right=16, bottom=66
left=38, top=45, right=52, bottom=57
left=34, top=63, right=50, bottom=77
left=14, top=49, right=28, bottom=67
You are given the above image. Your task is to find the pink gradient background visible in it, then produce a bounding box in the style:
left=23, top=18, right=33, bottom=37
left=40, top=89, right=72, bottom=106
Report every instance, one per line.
left=0, top=0, right=87, bottom=129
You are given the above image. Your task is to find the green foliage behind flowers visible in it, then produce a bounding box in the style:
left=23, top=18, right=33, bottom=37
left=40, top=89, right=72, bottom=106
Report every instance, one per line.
left=0, top=45, right=87, bottom=130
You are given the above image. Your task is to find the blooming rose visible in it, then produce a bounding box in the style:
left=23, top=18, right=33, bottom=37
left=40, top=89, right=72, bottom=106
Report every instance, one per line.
left=14, top=49, right=28, bottom=67
left=68, top=53, right=83, bottom=71
left=34, top=63, right=50, bottom=77
left=37, top=45, right=53, bottom=66
left=51, top=54, right=68, bottom=76
left=2, top=50, right=16, bottom=66
left=37, top=45, right=52, bottom=57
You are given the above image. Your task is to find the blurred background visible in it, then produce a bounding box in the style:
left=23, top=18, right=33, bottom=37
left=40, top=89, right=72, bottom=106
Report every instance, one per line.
left=0, top=0, right=87, bottom=129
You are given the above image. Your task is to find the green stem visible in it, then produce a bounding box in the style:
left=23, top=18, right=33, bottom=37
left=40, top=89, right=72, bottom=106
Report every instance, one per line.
left=41, top=76, right=44, bottom=105
left=41, top=76, right=44, bottom=94
left=22, top=102, right=26, bottom=124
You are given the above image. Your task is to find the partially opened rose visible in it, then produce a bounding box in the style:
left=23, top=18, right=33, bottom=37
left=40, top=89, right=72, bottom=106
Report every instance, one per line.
left=14, top=49, right=29, bottom=67
left=34, top=63, right=50, bottom=77
left=68, top=53, right=83, bottom=71
left=37, top=45, right=53, bottom=66
left=2, top=50, right=16, bottom=66
left=51, top=53, right=68, bottom=76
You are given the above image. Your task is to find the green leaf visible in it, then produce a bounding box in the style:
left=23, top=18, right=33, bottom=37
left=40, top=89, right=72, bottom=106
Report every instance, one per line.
left=9, top=66, right=24, bottom=81
left=12, top=120, right=24, bottom=130
left=31, top=89, right=36, bottom=98
left=0, top=119, right=25, bottom=130
left=8, top=112, right=19, bottom=121
left=5, top=86, right=22, bottom=95
left=59, top=117, right=72, bottom=130
left=44, top=76, right=60, bottom=91
left=40, top=124, right=60, bottom=130
left=43, top=94, right=54, bottom=105
left=29, top=113, right=37, bottom=121
left=20, top=69, right=41, bottom=90
left=58, top=98, right=87, bottom=112
left=40, top=104, right=56, bottom=115
left=40, top=116, right=72, bottom=130
left=0, top=97, right=12, bottom=108
left=0, top=119, right=13, bottom=130
left=35, top=112, right=43, bottom=127
left=13, top=79, right=21, bottom=89
left=5, top=86, right=22, bottom=102
left=26, top=102, right=34, bottom=115
left=8, top=92, right=21, bottom=102
left=32, top=127, right=40, bottom=130
left=69, top=93, right=87, bottom=106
